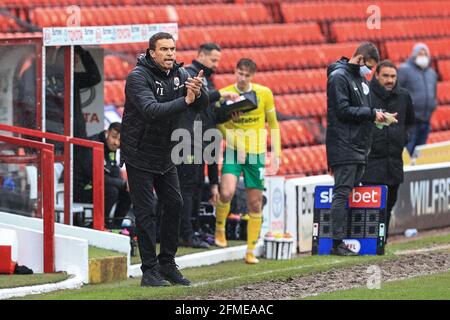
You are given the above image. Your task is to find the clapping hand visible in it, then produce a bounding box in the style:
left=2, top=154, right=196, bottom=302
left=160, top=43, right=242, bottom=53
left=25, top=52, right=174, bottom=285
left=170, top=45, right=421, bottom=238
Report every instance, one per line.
left=185, top=70, right=204, bottom=105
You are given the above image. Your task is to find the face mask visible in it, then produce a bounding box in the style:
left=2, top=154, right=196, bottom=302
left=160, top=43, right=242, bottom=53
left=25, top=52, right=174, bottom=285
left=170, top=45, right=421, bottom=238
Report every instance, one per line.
left=359, top=65, right=372, bottom=77
left=415, top=56, right=429, bottom=69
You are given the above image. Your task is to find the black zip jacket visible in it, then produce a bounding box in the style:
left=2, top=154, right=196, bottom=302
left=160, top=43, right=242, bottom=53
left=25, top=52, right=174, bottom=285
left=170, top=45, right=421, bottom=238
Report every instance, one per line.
left=74, top=131, right=125, bottom=201
left=120, top=51, right=209, bottom=173
left=326, top=57, right=376, bottom=168
left=361, top=77, right=415, bottom=185
left=179, top=60, right=223, bottom=185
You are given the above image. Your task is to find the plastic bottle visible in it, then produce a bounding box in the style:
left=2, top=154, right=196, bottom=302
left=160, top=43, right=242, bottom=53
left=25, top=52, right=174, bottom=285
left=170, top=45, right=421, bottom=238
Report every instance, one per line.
left=404, top=228, right=418, bottom=237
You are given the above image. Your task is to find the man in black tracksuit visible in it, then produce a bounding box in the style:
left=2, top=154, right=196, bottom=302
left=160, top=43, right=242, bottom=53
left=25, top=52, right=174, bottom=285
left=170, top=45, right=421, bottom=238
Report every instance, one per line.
left=326, top=42, right=388, bottom=256
left=177, top=43, right=239, bottom=248
left=361, top=60, right=415, bottom=242
left=120, top=32, right=208, bottom=287
left=73, top=122, right=131, bottom=229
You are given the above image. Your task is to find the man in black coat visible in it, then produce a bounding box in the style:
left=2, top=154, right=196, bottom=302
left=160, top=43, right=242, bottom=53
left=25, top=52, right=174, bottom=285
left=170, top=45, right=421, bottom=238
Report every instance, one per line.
left=326, top=42, right=390, bottom=256
left=120, top=32, right=208, bottom=287
left=73, top=122, right=130, bottom=229
left=178, top=43, right=239, bottom=248
left=361, top=60, right=415, bottom=241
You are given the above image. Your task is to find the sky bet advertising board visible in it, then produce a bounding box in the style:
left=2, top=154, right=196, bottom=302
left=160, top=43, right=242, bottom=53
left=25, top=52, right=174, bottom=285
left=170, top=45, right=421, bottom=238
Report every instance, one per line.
left=312, top=186, right=387, bottom=255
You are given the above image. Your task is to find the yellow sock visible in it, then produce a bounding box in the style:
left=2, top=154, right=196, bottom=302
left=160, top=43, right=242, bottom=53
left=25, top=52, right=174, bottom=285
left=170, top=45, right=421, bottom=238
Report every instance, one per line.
left=215, top=199, right=230, bottom=231
left=247, top=212, right=263, bottom=252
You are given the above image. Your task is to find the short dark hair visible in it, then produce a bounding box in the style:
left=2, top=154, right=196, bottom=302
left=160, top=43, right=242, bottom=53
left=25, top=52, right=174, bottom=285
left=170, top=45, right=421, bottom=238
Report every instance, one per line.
left=198, top=43, right=221, bottom=55
left=353, top=42, right=380, bottom=63
left=108, top=122, right=121, bottom=133
left=376, top=59, right=397, bottom=74
left=236, top=58, right=257, bottom=73
left=148, top=32, right=175, bottom=51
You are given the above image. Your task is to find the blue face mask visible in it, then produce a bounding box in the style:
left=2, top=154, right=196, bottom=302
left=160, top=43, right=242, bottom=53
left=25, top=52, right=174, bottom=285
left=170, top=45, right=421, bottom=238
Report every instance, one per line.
left=359, top=65, right=372, bottom=77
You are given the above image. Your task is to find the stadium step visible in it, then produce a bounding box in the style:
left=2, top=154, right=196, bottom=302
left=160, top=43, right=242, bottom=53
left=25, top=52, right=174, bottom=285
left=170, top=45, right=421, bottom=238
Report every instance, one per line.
left=88, top=255, right=127, bottom=284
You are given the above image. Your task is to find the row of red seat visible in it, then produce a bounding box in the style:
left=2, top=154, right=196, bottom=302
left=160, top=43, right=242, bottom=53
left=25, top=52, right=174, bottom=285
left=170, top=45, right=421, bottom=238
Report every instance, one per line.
left=176, top=43, right=355, bottom=73
left=104, top=44, right=355, bottom=80
left=104, top=55, right=134, bottom=81
left=104, top=78, right=327, bottom=118
left=275, top=93, right=326, bottom=118
left=282, top=2, right=450, bottom=23
left=438, top=60, right=450, bottom=81
left=278, top=119, right=319, bottom=147
left=278, top=145, right=327, bottom=176
left=104, top=79, right=450, bottom=110
left=102, top=23, right=325, bottom=52
left=213, top=69, right=327, bottom=95
left=430, top=106, right=450, bottom=132
left=384, top=38, right=450, bottom=62
left=0, top=16, right=21, bottom=33
left=30, top=4, right=271, bottom=28
left=427, top=130, right=450, bottom=144
left=438, top=82, right=450, bottom=105
left=332, top=19, right=450, bottom=43
left=104, top=80, right=125, bottom=107
left=4, top=0, right=225, bottom=8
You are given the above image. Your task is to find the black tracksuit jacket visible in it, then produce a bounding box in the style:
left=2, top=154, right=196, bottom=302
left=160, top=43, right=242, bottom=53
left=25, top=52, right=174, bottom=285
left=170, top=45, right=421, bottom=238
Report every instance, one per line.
left=120, top=52, right=209, bottom=174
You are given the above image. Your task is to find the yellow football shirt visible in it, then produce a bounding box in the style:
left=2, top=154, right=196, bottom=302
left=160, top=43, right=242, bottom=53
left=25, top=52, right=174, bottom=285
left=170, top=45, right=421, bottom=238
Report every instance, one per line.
left=217, top=83, right=281, bottom=157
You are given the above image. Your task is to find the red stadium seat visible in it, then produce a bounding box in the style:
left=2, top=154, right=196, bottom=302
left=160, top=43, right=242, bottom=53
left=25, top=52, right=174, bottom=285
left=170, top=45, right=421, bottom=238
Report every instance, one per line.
left=385, top=39, right=450, bottom=63
left=430, top=106, right=450, bottom=132
left=331, top=19, right=450, bottom=43
left=282, top=2, right=450, bottom=23
left=437, top=82, right=450, bottom=105
left=427, top=130, right=450, bottom=144
left=438, top=60, right=450, bottom=81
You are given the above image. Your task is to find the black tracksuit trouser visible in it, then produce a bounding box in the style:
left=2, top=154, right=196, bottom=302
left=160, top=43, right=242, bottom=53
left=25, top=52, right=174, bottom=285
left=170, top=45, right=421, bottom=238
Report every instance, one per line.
left=330, top=164, right=365, bottom=240
left=126, top=164, right=183, bottom=273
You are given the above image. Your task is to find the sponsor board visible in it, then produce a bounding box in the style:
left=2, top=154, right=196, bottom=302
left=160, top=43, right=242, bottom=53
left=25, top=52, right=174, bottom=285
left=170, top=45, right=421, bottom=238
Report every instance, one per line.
left=43, top=23, right=178, bottom=46
left=312, top=185, right=387, bottom=255
left=391, top=162, right=450, bottom=234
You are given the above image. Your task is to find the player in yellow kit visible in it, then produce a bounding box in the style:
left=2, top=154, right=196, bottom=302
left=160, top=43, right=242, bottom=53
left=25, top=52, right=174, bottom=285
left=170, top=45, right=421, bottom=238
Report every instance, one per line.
left=215, top=58, right=281, bottom=264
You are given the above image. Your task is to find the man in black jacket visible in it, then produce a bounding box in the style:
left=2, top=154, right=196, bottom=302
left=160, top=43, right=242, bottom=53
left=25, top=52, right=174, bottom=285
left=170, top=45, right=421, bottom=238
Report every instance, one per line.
left=178, top=43, right=239, bottom=248
left=120, top=32, right=207, bottom=287
left=73, top=122, right=130, bottom=229
left=361, top=60, right=415, bottom=242
left=326, top=42, right=390, bottom=256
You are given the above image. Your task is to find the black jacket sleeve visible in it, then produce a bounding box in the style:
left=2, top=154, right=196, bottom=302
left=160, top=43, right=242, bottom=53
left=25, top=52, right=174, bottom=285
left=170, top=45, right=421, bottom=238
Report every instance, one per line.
left=405, top=92, right=416, bottom=145
left=126, top=71, right=189, bottom=121
left=189, top=87, right=210, bottom=112
left=329, top=73, right=376, bottom=123
left=75, top=47, right=102, bottom=89
left=207, top=163, right=219, bottom=185
left=405, top=93, right=416, bottom=129
left=208, top=90, right=221, bottom=103
left=105, top=174, right=127, bottom=190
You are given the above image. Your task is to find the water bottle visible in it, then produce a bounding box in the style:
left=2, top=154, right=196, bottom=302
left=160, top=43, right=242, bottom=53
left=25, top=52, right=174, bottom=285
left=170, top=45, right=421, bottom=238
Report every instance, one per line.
left=121, top=218, right=132, bottom=228
left=404, top=228, right=418, bottom=237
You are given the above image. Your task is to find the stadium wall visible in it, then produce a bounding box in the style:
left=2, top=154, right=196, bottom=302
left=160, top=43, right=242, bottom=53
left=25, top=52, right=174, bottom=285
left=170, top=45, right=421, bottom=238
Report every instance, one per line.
left=0, top=222, right=89, bottom=283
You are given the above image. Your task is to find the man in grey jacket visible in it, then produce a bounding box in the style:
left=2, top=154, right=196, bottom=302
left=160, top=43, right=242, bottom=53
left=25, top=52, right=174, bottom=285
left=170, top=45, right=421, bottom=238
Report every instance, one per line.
left=398, top=43, right=438, bottom=156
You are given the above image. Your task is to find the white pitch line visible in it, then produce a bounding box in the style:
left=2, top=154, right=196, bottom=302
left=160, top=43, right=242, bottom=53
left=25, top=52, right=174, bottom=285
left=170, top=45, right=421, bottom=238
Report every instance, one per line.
left=392, top=244, right=450, bottom=256
left=0, top=274, right=83, bottom=300
left=192, top=259, right=345, bottom=287
left=192, top=244, right=450, bottom=288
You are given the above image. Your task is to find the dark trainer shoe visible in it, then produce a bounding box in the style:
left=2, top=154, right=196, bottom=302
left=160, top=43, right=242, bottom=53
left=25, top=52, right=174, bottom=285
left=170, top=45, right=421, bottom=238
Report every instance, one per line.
left=159, top=263, right=191, bottom=286
left=191, top=237, right=210, bottom=249
left=141, top=266, right=171, bottom=287
left=331, top=242, right=359, bottom=256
